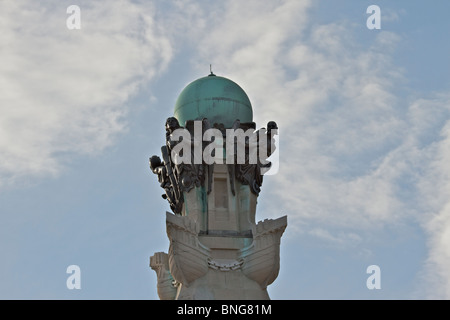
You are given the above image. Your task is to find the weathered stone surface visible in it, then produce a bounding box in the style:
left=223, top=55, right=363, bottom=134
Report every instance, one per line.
left=149, top=252, right=177, bottom=300
left=150, top=162, right=287, bottom=300
left=149, top=75, right=286, bottom=300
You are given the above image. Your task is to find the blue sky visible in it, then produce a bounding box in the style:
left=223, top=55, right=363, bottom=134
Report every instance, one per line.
left=1, top=0, right=449, bottom=299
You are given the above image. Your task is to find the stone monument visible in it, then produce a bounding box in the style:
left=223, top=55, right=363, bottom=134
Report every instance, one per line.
left=149, top=72, right=287, bottom=300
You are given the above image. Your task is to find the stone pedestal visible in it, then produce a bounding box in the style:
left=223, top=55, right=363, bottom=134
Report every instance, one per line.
left=150, top=164, right=287, bottom=300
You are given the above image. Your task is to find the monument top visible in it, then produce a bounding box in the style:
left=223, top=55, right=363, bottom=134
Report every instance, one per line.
left=173, top=74, right=253, bottom=128
left=150, top=72, right=285, bottom=300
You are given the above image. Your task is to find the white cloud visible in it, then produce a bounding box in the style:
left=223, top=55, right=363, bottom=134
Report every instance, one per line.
left=381, top=7, right=403, bottom=23
left=162, top=0, right=450, bottom=298
left=413, top=97, right=450, bottom=299
left=308, top=227, right=362, bottom=246
left=0, top=0, right=172, bottom=187
left=172, top=0, right=406, bottom=229
left=197, top=7, right=405, bottom=224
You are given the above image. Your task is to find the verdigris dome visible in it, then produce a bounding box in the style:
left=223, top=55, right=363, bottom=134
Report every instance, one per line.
left=174, top=73, right=253, bottom=128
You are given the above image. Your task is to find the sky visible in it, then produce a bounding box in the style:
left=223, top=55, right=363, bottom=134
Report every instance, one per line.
left=0, top=0, right=449, bottom=300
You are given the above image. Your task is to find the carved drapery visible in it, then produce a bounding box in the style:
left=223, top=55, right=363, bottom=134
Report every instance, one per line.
left=149, top=117, right=278, bottom=214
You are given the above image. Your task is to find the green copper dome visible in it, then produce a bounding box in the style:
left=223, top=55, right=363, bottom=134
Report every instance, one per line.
left=174, top=74, right=253, bottom=128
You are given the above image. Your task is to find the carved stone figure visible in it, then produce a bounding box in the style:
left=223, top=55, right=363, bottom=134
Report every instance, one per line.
left=149, top=154, right=180, bottom=214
